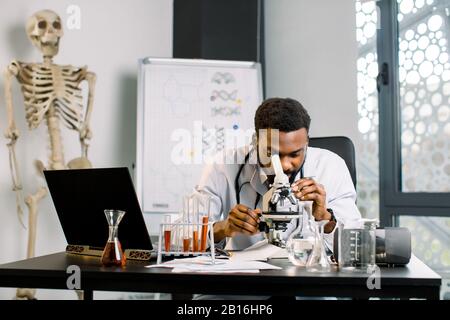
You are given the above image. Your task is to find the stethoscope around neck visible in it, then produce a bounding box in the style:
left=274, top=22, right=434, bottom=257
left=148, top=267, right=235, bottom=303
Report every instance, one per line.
left=234, top=148, right=306, bottom=209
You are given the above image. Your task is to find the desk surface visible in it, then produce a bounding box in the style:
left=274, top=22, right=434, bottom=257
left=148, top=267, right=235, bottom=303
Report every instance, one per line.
left=0, top=252, right=441, bottom=299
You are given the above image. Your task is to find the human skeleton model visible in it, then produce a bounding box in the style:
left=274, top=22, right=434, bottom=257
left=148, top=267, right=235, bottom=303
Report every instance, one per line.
left=3, top=10, right=96, bottom=299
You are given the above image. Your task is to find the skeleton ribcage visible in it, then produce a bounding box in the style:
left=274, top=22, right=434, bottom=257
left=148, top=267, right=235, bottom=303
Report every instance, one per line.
left=17, top=63, right=86, bottom=130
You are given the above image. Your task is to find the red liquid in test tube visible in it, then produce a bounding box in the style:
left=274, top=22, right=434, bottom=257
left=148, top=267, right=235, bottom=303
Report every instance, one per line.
left=200, top=216, right=209, bottom=252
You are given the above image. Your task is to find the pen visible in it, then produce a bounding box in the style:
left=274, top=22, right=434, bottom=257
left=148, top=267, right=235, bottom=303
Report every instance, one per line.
left=215, top=248, right=231, bottom=257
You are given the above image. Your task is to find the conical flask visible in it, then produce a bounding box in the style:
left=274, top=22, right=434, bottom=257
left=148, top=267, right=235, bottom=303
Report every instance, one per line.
left=306, top=220, right=331, bottom=272
left=101, top=209, right=126, bottom=267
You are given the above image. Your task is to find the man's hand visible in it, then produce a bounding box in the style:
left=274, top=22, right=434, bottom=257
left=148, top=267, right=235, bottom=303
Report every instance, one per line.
left=291, top=178, right=335, bottom=233
left=213, top=204, right=261, bottom=242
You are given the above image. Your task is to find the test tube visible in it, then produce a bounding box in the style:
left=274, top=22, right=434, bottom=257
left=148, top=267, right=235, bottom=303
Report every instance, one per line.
left=192, top=195, right=199, bottom=252
left=174, top=220, right=181, bottom=255
left=200, top=194, right=211, bottom=252
left=182, top=196, right=191, bottom=253
left=163, top=214, right=171, bottom=253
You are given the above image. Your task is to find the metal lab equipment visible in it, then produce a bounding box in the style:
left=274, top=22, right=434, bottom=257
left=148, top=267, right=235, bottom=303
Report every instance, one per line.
left=260, top=154, right=301, bottom=247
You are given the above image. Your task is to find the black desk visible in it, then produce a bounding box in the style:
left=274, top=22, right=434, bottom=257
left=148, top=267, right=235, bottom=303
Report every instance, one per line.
left=0, top=252, right=441, bottom=300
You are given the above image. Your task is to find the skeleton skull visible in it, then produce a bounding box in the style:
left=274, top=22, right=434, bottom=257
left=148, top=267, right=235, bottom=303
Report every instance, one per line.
left=26, top=10, right=63, bottom=58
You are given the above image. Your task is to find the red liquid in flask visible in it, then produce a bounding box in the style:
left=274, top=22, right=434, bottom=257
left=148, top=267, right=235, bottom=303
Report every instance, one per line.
left=101, top=240, right=126, bottom=267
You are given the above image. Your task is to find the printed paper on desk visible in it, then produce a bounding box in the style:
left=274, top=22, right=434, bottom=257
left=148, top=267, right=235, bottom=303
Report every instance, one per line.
left=167, top=260, right=281, bottom=273
left=229, top=239, right=286, bottom=262
left=146, top=256, right=281, bottom=273
left=146, top=255, right=222, bottom=268
left=172, top=268, right=261, bottom=274
left=224, top=233, right=265, bottom=251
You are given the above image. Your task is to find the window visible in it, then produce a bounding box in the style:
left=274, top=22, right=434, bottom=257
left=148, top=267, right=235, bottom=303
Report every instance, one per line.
left=377, top=0, right=450, bottom=222
left=397, top=0, right=450, bottom=193
left=355, top=0, right=380, bottom=220
left=356, top=0, right=450, bottom=299
left=377, top=0, right=450, bottom=225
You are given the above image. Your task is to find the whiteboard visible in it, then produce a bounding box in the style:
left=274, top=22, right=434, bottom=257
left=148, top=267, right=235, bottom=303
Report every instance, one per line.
left=136, top=58, right=263, bottom=214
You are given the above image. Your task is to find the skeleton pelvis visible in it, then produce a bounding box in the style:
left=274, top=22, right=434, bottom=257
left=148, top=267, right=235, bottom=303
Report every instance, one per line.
left=67, top=156, right=92, bottom=169
left=35, top=157, right=92, bottom=173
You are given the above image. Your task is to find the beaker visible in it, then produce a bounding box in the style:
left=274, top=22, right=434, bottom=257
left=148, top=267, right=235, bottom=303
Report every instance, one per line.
left=306, top=220, right=331, bottom=272
left=338, top=218, right=378, bottom=273
left=101, top=209, right=126, bottom=267
left=286, top=201, right=316, bottom=267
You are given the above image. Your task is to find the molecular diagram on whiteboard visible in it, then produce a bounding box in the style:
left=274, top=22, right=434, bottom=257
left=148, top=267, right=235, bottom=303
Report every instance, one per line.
left=211, top=72, right=235, bottom=85
left=210, top=89, right=237, bottom=102
left=211, top=106, right=241, bottom=117
left=147, top=165, right=193, bottom=210
left=209, top=71, right=242, bottom=117
left=202, top=125, right=226, bottom=156
left=163, top=75, right=203, bottom=118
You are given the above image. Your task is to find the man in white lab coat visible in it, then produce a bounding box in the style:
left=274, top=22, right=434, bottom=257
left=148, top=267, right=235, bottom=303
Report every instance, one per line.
left=198, top=97, right=361, bottom=251
left=195, top=97, right=361, bottom=299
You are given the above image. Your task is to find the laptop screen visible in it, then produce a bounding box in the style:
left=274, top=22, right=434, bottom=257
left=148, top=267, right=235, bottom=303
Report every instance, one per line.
left=44, top=167, right=152, bottom=251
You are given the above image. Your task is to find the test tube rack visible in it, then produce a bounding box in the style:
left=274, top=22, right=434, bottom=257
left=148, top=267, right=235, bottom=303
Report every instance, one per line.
left=157, top=221, right=216, bottom=265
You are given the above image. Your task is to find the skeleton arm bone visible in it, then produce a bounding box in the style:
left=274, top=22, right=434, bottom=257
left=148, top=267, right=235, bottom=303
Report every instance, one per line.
left=4, top=62, right=20, bottom=140
left=79, top=71, right=96, bottom=157
left=4, top=62, right=26, bottom=228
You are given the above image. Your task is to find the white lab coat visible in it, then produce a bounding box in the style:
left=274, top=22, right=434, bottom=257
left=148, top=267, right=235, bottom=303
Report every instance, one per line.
left=197, top=145, right=361, bottom=252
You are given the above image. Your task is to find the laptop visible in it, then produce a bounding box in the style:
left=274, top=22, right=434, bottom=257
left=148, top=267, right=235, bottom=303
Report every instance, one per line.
left=44, top=167, right=153, bottom=260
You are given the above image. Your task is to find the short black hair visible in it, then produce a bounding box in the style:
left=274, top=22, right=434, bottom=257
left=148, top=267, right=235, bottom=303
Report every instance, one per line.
left=254, top=97, right=311, bottom=133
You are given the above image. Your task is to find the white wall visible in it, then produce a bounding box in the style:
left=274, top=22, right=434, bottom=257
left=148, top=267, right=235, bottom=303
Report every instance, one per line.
left=0, top=0, right=172, bottom=299
left=264, top=0, right=359, bottom=147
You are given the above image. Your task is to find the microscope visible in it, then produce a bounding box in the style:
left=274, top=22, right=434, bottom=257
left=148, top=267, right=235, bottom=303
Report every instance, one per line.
left=259, top=154, right=302, bottom=247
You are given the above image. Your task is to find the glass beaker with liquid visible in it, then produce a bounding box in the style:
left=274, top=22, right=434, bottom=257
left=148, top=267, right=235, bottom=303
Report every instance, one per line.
left=101, top=209, right=126, bottom=267
left=286, top=201, right=316, bottom=267
left=338, top=218, right=378, bottom=273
